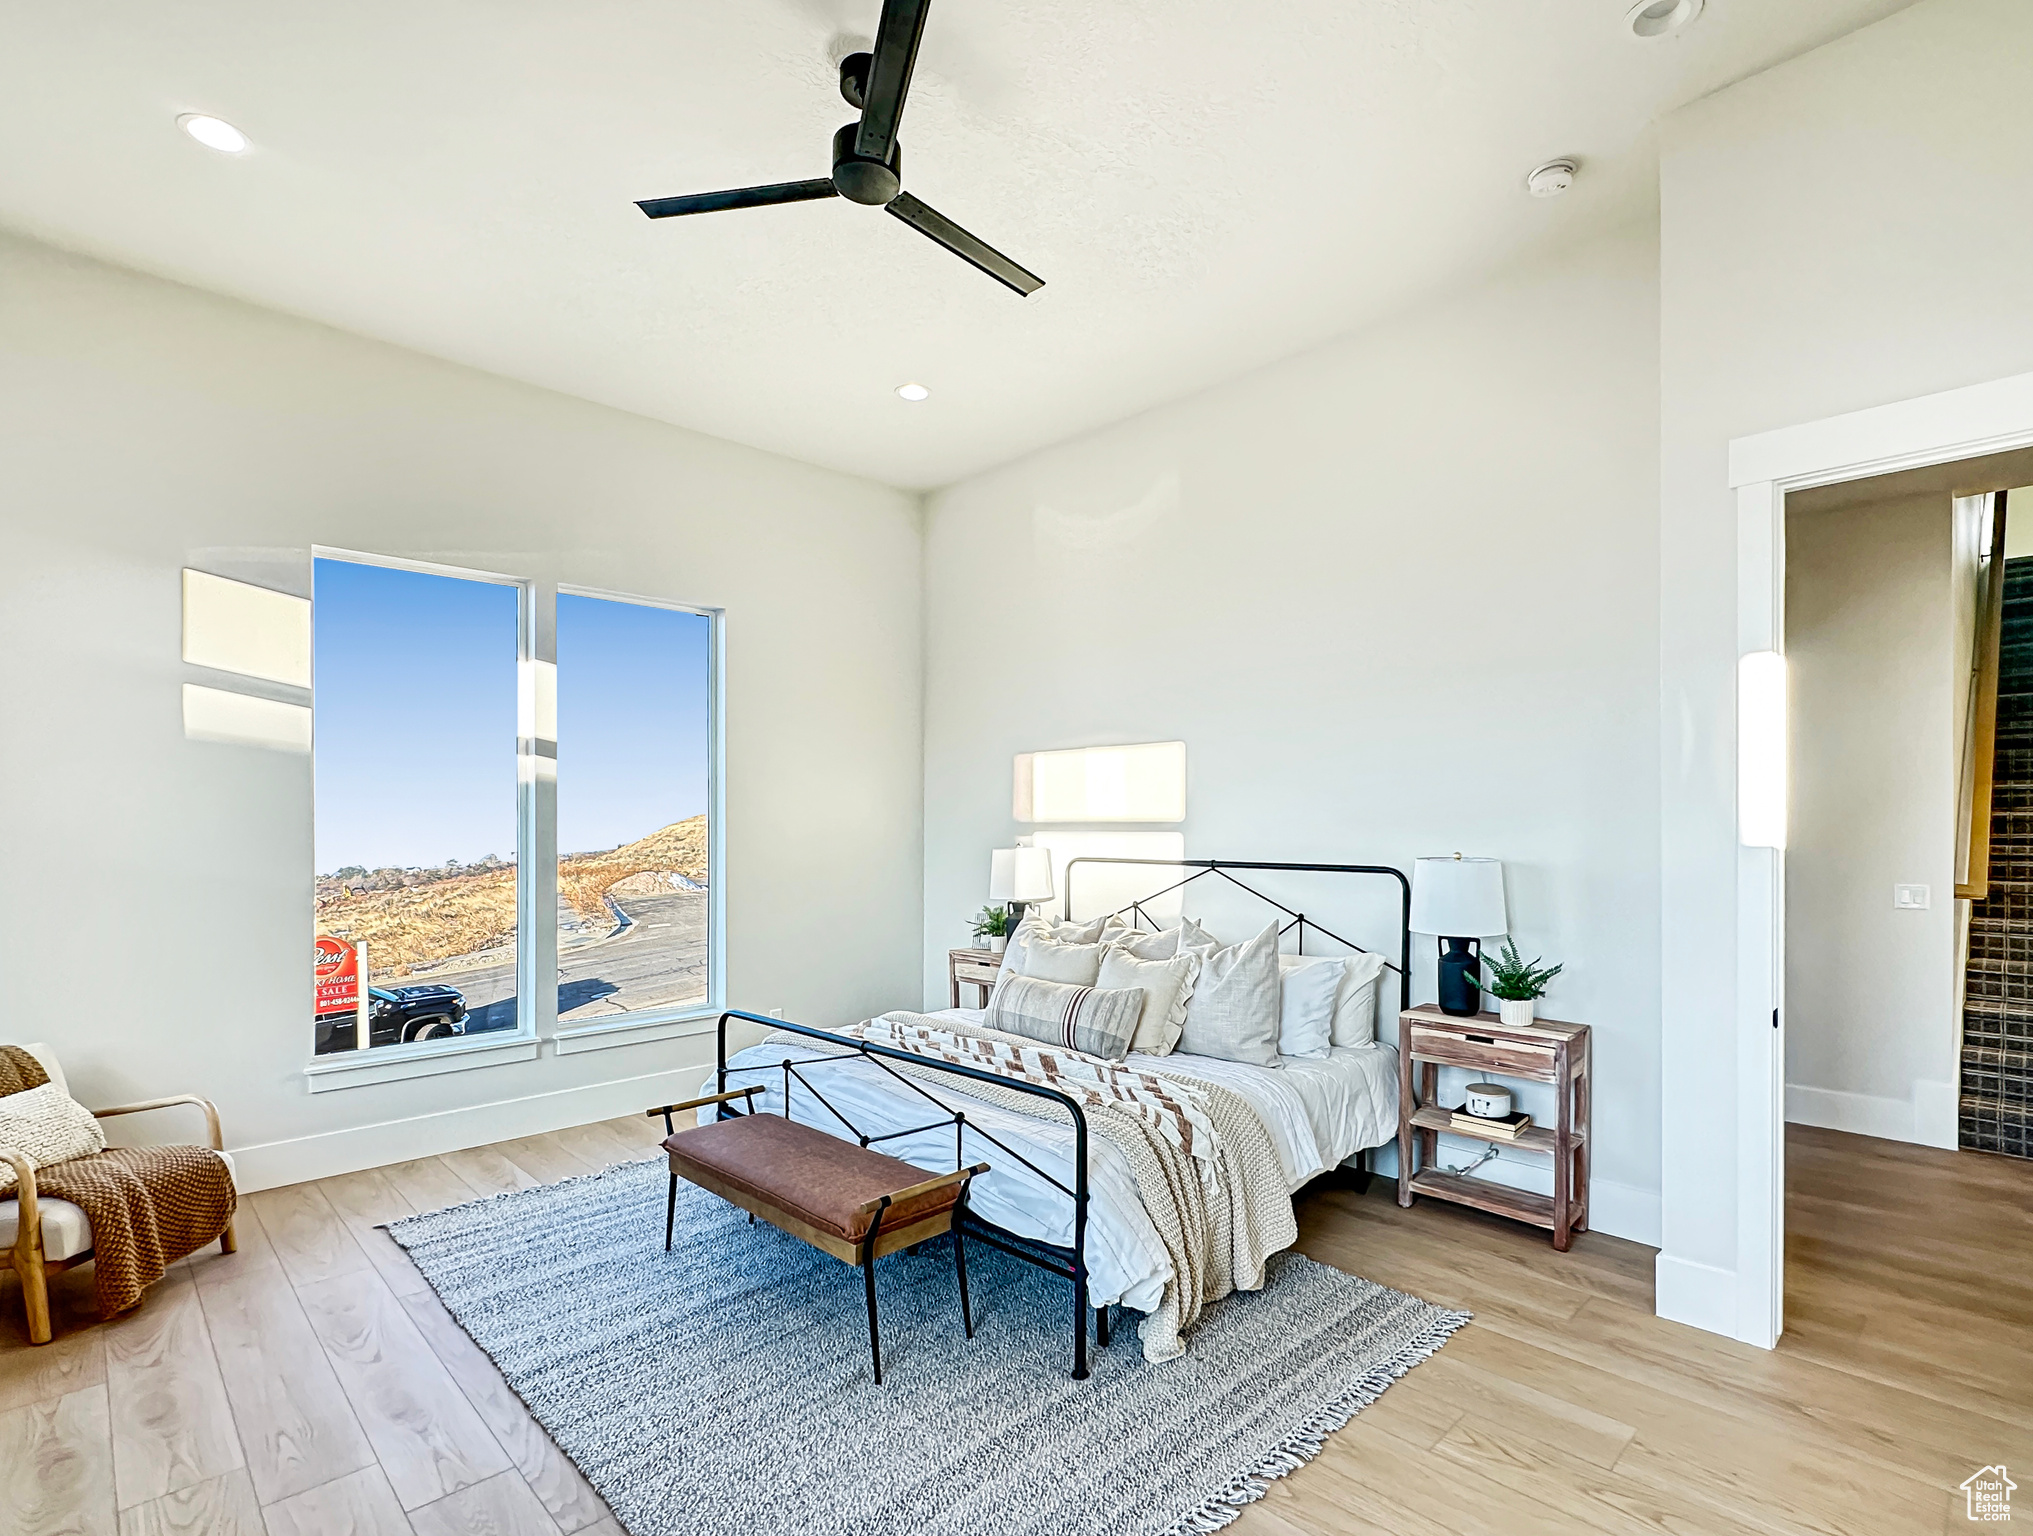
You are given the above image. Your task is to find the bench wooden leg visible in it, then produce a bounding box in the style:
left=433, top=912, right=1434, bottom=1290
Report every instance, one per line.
left=220, top=1219, right=237, bottom=1256
left=664, top=1172, right=678, bottom=1252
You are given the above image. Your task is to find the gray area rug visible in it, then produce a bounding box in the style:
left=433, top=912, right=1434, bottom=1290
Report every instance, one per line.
left=389, top=1156, right=1469, bottom=1536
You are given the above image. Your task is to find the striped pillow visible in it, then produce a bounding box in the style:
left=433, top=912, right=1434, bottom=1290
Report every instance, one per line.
left=984, top=973, right=1145, bottom=1062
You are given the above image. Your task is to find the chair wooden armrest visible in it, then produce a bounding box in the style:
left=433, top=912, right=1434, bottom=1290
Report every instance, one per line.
left=92, top=1094, right=224, bottom=1153
left=1, top=1145, right=38, bottom=1244
left=854, top=1161, right=991, bottom=1217
left=647, top=1086, right=761, bottom=1133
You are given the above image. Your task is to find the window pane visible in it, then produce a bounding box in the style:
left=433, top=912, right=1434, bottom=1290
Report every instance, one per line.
left=313, top=558, right=521, bottom=1054
left=557, top=595, right=712, bottom=1020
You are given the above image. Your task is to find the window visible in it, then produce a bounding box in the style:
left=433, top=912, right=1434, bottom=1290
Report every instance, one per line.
left=556, top=592, right=716, bottom=1022
left=312, top=555, right=527, bottom=1055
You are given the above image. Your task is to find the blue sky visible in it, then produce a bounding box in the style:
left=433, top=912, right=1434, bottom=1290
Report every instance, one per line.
left=557, top=593, right=711, bottom=856
left=314, top=559, right=519, bottom=873
left=314, top=560, right=710, bottom=874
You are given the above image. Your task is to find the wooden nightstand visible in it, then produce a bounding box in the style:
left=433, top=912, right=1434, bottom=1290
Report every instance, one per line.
left=1395, top=1005, right=1591, bottom=1250
left=948, top=948, right=1003, bottom=1007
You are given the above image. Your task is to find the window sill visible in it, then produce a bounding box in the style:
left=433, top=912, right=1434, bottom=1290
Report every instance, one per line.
left=303, top=1032, right=540, bottom=1093
left=551, top=1007, right=722, bottom=1056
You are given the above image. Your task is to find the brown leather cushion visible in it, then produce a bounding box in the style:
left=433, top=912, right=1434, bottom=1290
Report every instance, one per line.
left=663, top=1112, right=961, bottom=1244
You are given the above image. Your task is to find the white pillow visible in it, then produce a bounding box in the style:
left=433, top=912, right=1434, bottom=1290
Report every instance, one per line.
left=1043, top=913, right=1118, bottom=944
left=1112, top=925, right=1181, bottom=961
left=1178, top=915, right=1226, bottom=954
left=1098, top=944, right=1202, bottom=1055
left=1276, top=955, right=1341, bottom=1060
left=1001, top=917, right=1105, bottom=987
left=1177, top=921, right=1282, bottom=1066
left=1005, top=914, right=1102, bottom=981
left=1330, top=951, right=1390, bottom=1047
left=0, top=1082, right=107, bottom=1193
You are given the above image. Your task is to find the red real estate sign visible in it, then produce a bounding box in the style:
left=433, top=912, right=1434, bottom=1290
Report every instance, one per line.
left=315, top=935, right=360, bottom=1014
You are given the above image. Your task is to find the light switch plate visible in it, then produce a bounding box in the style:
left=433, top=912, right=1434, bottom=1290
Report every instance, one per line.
left=1893, top=884, right=1931, bottom=910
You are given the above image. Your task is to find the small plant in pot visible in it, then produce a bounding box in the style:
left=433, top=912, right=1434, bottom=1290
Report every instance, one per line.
left=1478, top=937, right=1562, bottom=1027
left=972, top=904, right=1009, bottom=953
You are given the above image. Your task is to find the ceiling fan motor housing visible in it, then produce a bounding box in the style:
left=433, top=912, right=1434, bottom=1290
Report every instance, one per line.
left=831, top=121, right=901, bottom=205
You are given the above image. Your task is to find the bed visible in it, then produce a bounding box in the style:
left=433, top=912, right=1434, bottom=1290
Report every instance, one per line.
left=697, top=857, right=1409, bottom=1377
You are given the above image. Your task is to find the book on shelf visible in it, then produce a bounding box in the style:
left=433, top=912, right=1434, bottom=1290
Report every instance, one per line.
left=1450, top=1109, right=1533, bottom=1139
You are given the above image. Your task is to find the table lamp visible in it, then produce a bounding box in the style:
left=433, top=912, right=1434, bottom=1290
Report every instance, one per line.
left=989, top=846, right=1056, bottom=936
left=1410, top=855, right=1508, bottom=1016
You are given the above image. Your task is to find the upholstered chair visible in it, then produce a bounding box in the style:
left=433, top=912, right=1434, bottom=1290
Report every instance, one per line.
left=1, top=1042, right=236, bottom=1345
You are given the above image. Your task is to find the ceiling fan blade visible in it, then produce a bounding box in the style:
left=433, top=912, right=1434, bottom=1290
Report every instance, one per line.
left=636, top=179, right=839, bottom=218
left=853, top=0, right=931, bottom=163
left=886, top=192, right=1044, bottom=296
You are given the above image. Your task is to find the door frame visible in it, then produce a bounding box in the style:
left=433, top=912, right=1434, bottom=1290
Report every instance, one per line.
left=1723, top=368, right=2033, bottom=1347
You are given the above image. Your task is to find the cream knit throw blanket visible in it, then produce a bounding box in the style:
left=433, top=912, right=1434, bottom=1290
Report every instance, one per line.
left=789, top=1012, right=1296, bottom=1363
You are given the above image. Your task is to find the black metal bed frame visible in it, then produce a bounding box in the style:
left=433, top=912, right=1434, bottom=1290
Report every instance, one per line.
left=704, top=856, right=1410, bottom=1381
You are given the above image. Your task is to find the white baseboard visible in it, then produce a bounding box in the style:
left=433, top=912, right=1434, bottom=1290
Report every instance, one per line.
left=227, top=1062, right=716, bottom=1192
left=1784, top=1081, right=1952, bottom=1146
left=1654, top=1252, right=1738, bottom=1339
left=1911, top=1078, right=1959, bottom=1150
left=1367, top=1137, right=1659, bottom=1247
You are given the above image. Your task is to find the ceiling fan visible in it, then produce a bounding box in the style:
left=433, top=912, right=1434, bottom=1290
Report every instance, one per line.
left=634, top=0, right=1043, bottom=297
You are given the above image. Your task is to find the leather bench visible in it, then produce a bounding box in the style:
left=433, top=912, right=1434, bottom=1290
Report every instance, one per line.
left=651, top=1085, right=986, bottom=1384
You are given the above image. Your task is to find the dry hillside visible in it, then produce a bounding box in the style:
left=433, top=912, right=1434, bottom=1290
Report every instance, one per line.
left=316, top=816, right=708, bottom=978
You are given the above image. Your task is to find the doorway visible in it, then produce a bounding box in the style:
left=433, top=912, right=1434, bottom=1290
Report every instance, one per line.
left=1723, top=392, right=2033, bottom=1349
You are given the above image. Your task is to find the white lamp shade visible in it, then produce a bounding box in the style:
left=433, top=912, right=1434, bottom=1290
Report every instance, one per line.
left=1409, top=856, right=1508, bottom=936
left=989, top=846, right=1056, bottom=905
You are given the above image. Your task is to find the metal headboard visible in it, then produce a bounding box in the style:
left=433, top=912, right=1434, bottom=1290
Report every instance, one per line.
left=1062, top=856, right=1412, bottom=1020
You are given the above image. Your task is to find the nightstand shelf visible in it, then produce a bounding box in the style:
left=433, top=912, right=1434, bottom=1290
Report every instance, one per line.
left=948, top=948, right=1003, bottom=1007
left=1406, top=1103, right=1578, bottom=1156
left=1396, top=1004, right=1591, bottom=1250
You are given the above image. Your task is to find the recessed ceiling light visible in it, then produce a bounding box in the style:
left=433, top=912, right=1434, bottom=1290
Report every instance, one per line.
left=895, top=383, right=930, bottom=402
left=177, top=113, right=250, bottom=154
left=1626, top=0, right=1703, bottom=38
left=1525, top=159, right=1577, bottom=198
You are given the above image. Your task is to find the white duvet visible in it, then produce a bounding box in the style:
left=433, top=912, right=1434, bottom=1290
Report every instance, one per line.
left=710, top=1008, right=1399, bottom=1315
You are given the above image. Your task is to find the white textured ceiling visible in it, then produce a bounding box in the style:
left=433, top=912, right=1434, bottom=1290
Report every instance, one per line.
left=0, top=0, right=1915, bottom=489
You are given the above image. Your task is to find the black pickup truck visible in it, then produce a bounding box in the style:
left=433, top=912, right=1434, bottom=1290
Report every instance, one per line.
left=314, top=983, right=469, bottom=1054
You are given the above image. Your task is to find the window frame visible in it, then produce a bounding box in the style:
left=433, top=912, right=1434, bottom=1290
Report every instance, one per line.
left=547, top=583, right=726, bottom=1055
left=303, top=547, right=540, bottom=1088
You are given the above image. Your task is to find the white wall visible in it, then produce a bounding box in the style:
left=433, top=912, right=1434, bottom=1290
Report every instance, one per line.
left=0, top=230, right=924, bottom=1188
left=1784, top=491, right=1959, bottom=1146
left=1657, top=0, right=2033, bottom=1335
left=924, top=226, right=1665, bottom=1244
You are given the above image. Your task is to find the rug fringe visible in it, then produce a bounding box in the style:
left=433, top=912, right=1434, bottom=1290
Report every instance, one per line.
left=1153, top=1307, right=1474, bottom=1536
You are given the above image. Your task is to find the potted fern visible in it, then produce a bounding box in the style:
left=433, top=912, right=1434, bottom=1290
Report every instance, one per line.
left=1478, top=937, right=1562, bottom=1026
left=971, top=904, right=1009, bottom=954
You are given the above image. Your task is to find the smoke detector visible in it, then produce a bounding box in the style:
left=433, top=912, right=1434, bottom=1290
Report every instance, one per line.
left=1626, top=0, right=1704, bottom=38
left=1525, top=159, right=1577, bottom=198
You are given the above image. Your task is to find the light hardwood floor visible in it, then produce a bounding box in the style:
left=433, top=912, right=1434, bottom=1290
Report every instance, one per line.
left=3, top=1120, right=2028, bottom=1535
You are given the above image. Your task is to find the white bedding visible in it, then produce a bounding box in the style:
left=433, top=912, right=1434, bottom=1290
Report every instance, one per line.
left=711, top=1009, right=1398, bottom=1316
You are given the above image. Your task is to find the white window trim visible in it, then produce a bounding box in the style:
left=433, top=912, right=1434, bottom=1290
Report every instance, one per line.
left=306, top=547, right=541, bottom=1085
left=551, top=583, right=726, bottom=1036
left=303, top=1032, right=540, bottom=1092
left=550, top=1006, right=721, bottom=1056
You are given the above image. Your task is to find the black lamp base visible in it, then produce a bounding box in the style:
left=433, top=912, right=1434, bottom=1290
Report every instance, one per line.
left=1436, top=936, right=1483, bottom=1016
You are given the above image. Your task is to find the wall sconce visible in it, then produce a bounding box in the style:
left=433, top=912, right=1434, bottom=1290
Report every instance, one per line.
left=1738, top=650, right=1787, bottom=849
left=1013, top=741, right=1185, bottom=823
